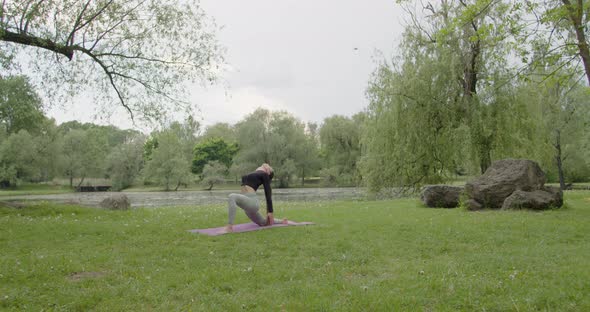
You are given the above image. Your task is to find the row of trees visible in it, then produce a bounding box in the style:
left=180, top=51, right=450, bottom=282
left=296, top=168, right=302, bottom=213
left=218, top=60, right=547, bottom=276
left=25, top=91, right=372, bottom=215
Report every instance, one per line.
left=140, top=108, right=364, bottom=190
left=362, top=0, right=590, bottom=191
left=1, top=70, right=588, bottom=192
left=0, top=76, right=364, bottom=190
left=1, top=0, right=588, bottom=192
left=0, top=76, right=145, bottom=189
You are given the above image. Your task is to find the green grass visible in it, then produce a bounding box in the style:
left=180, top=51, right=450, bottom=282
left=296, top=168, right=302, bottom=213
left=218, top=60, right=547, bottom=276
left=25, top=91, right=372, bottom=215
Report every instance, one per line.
left=0, top=184, right=74, bottom=197
left=1, top=192, right=589, bottom=311
left=546, top=182, right=590, bottom=190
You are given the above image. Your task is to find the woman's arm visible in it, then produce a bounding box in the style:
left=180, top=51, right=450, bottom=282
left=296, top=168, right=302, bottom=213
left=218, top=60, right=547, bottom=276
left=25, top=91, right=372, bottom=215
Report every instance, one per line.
left=262, top=174, right=274, bottom=224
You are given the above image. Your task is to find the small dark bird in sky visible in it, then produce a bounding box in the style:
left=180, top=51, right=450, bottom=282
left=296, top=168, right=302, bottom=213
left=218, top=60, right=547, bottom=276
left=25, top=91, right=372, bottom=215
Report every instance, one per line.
left=353, top=47, right=358, bottom=51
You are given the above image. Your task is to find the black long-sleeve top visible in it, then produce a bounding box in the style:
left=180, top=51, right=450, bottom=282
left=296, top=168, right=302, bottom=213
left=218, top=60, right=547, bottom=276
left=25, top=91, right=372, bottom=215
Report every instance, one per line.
left=241, top=170, right=273, bottom=213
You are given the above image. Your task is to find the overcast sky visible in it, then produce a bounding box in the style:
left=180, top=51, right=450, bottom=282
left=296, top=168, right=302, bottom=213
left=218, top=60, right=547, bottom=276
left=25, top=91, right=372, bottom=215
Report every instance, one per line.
left=46, top=0, right=406, bottom=130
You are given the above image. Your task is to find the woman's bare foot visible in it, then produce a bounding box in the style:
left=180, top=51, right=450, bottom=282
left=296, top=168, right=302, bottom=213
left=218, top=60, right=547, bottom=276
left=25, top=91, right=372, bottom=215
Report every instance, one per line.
left=224, top=224, right=233, bottom=233
left=282, top=218, right=288, bottom=224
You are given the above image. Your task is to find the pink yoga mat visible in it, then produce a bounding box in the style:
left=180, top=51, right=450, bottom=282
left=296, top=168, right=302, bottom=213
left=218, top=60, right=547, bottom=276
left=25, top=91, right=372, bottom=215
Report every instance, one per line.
left=189, top=221, right=314, bottom=236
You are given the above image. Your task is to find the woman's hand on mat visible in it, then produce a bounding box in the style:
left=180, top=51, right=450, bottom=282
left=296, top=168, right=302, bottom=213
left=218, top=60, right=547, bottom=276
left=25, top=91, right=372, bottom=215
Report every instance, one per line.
left=267, top=213, right=274, bottom=225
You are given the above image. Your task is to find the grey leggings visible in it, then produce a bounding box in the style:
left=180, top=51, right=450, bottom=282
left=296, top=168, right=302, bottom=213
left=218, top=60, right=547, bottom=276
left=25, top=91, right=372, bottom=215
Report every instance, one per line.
left=227, top=193, right=281, bottom=226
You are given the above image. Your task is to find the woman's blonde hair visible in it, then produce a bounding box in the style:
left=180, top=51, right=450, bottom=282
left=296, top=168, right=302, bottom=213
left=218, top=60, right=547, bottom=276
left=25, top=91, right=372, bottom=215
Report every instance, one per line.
left=256, top=163, right=274, bottom=178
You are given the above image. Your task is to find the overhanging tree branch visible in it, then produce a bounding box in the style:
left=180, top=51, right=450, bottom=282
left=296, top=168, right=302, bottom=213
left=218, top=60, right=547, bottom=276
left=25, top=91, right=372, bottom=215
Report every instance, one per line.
left=77, top=48, right=133, bottom=119
left=0, top=0, right=222, bottom=122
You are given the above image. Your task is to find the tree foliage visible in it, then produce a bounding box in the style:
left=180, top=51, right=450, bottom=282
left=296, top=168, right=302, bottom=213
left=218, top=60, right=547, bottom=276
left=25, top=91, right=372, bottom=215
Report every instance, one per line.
left=201, top=123, right=236, bottom=143
left=363, top=0, right=584, bottom=191
left=0, top=0, right=223, bottom=121
left=297, top=122, right=322, bottom=186
left=57, top=120, right=141, bottom=148
left=0, top=75, right=44, bottom=134
left=521, top=0, right=590, bottom=84
left=142, top=135, right=158, bottom=162
left=319, top=114, right=363, bottom=186
left=192, top=138, right=238, bottom=176
left=364, top=56, right=465, bottom=190
left=515, top=73, right=590, bottom=186
left=142, top=130, right=191, bottom=191
left=233, top=108, right=309, bottom=187
left=106, top=134, right=145, bottom=191
left=0, top=130, right=36, bottom=187
left=59, top=128, right=107, bottom=187
left=200, top=160, right=227, bottom=191
left=33, top=118, right=61, bottom=181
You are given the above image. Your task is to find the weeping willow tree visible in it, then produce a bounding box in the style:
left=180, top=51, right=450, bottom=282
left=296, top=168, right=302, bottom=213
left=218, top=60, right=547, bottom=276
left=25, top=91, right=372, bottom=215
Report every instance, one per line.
left=363, top=47, right=467, bottom=190
left=319, top=114, right=364, bottom=186
left=363, top=0, right=534, bottom=191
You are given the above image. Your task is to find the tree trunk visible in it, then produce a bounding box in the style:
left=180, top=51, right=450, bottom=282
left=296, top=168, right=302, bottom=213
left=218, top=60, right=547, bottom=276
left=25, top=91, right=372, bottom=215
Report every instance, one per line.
left=69, top=174, right=73, bottom=188
left=577, top=33, right=590, bottom=85
left=462, top=17, right=488, bottom=174
left=554, top=129, right=567, bottom=191
left=562, top=0, right=590, bottom=85
left=463, top=38, right=480, bottom=100
left=301, top=167, right=305, bottom=186
left=479, top=134, right=492, bottom=174
left=174, top=180, right=181, bottom=191
left=76, top=176, right=86, bottom=189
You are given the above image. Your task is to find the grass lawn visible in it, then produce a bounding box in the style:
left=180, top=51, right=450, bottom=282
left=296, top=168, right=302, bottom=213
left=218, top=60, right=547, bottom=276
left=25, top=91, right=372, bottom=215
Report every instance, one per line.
left=1, top=192, right=589, bottom=311
left=0, top=184, right=74, bottom=197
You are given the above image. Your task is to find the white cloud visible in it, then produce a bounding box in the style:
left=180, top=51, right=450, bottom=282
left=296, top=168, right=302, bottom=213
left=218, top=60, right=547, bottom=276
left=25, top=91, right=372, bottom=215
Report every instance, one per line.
left=45, top=94, right=136, bottom=130
left=194, top=86, right=291, bottom=126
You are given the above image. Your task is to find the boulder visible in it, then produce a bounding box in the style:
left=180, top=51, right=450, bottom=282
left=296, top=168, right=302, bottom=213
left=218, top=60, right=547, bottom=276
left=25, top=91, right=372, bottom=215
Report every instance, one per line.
left=99, top=193, right=130, bottom=210
left=465, top=199, right=483, bottom=211
left=465, top=159, right=546, bottom=209
left=421, top=185, right=463, bottom=208
left=502, top=186, right=563, bottom=210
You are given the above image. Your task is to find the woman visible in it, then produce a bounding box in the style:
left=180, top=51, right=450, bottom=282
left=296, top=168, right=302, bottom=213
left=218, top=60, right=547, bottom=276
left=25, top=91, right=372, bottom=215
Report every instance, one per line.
left=225, top=163, right=287, bottom=233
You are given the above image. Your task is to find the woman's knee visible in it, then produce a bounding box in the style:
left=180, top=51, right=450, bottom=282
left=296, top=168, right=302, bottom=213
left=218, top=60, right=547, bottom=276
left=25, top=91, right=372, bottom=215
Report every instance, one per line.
left=228, top=193, right=238, bottom=204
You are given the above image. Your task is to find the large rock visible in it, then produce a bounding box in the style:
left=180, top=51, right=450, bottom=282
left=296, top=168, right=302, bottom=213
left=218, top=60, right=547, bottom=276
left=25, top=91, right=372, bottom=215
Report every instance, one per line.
left=465, top=159, right=546, bottom=209
left=99, top=193, right=130, bottom=210
left=502, top=186, right=563, bottom=210
left=465, top=199, right=483, bottom=211
left=421, top=185, right=463, bottom=208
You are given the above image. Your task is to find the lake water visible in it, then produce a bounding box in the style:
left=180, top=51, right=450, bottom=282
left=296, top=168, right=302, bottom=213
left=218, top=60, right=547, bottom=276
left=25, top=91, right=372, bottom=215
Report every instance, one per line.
left=1, top=187, right=368, bottom=208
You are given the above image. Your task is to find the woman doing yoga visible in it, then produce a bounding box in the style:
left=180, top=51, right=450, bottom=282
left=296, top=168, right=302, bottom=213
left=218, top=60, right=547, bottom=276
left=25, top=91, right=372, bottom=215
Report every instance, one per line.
left=225, top=163, right=287, bottom=233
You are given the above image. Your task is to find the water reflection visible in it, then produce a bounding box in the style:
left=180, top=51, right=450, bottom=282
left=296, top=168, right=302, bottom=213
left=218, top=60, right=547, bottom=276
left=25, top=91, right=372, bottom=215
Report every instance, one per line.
left=2, top=187, right=367, bottom=208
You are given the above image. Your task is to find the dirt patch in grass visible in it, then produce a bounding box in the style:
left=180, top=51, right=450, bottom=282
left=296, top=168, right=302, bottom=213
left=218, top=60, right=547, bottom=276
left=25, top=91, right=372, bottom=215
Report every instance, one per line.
left=68, top=271, right=108, bottom=282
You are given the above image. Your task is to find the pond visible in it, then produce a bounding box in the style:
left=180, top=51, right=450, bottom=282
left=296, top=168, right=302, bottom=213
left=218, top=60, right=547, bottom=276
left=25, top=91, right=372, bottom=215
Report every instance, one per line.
left=1, top=187, right=368, bottom=208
